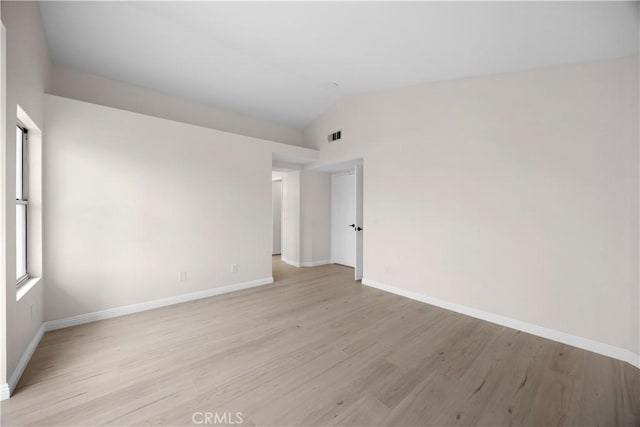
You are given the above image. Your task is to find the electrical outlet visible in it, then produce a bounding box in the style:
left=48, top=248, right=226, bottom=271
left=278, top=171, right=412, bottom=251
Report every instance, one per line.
left=179, top=272, right=187, bottom=282
left=231, top=264, right=239, bottom=273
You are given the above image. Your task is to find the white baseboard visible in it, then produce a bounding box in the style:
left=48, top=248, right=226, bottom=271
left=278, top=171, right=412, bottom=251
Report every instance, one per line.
left=301, top=259, right=332, bottom=267
left=1, top=323, right=46, bottom=400
left=281, top=257, right=332, bottom=268
left=281, top=256, right=300, bottom=267
left=0, top=383, right=10, bottom=400
left=44, top=276, right=274, bottom=332
left=1, top=276, right=274, bottom=401
left=362, top=277, right=640, bottom=369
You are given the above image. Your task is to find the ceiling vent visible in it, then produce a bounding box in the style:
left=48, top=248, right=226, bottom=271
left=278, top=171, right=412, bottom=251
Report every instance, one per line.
left=328, top=130, right=342, bottom=143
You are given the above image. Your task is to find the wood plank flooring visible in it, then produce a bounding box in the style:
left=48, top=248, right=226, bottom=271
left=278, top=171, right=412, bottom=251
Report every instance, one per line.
left=2, top=256, right=639, bottom=426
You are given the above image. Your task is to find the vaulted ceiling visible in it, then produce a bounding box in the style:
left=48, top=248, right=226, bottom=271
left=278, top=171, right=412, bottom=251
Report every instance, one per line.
left=39, top=1, right=639, bottom=129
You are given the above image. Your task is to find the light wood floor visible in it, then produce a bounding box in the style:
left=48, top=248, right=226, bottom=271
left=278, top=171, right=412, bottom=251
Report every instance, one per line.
left=2, top=256, right=639, bottom=426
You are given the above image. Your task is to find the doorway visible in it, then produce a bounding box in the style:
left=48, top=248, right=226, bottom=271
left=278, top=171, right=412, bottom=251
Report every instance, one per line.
left=272, top=179, right=282, bottom=255
left=328, top=160, right=363, bottom=281
left=331, top=171, right=356, bottom=267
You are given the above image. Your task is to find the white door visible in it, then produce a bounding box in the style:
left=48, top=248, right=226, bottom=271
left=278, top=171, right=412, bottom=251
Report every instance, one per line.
left=355, top=164, right=364, bottom=280
left=272, top=180, right=282, bottom=255
left=331, top=172, right=356, bottom=267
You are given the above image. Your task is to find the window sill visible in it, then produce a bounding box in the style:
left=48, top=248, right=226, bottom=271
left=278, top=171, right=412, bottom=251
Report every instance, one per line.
left=16, top=276, right=41, bottom=301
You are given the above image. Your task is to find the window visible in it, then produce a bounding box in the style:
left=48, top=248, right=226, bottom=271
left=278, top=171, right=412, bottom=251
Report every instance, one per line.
left=16, top=123, right=28, bottom=285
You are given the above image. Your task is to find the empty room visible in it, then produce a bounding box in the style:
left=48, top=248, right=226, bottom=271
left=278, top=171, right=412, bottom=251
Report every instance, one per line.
left=0, top=1, right=639, bottom=426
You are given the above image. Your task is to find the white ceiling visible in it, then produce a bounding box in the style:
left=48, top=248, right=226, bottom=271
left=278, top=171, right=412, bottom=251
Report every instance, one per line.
left=39, top=1, right=639, bottom=129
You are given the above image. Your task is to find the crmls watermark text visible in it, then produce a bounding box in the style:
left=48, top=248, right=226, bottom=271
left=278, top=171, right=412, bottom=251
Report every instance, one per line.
left=192, top=411, right=244, bottom=425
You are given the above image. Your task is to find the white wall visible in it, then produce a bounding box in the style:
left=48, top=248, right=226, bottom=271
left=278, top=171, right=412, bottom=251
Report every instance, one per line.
left=1, top=1, right=49, bottom=387
left=48, top=64, right=304, bottom=147
left=281, top=171, right=300, bottom=265
left=44, top=95, right=273, bottom=321
left=304, top=57, right=640, bottom=358
left=300, top=170, right=331, bottom=265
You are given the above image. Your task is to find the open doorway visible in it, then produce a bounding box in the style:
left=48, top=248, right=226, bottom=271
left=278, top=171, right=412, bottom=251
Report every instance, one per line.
left=270, top=161, right=362, bottom=282
left=271, top=169, right=289, bottom=282
left=272, top=177, right=282, bottom=256
left=271, top=171, right=286, bottom=266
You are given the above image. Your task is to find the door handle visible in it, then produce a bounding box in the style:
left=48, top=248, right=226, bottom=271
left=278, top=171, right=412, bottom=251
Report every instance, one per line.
left=348, top=224, right=355, bottom=228
left=356, top=227, right=363, bottom=231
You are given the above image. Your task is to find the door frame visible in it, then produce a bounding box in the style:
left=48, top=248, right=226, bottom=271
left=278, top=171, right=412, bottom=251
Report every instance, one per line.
left=322, top=158, right=364, bottom=281
left=354, top=163, right=364, bottom=281
left=272, top=177, right=283, bottom=255
left=330, top=170, right=357, bottom=268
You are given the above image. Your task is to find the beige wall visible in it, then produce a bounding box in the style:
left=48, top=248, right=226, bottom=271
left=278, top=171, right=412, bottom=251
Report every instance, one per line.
left=1, top=1, right=49, bottom=386
left=300, top=171, right=331, bottom=264
left=44, top=95, right=273, bottom=321
left=281, top=171, right=301, bottom=265
left=304, top=57, right=640, bottom=357
left=48, top=65, right=303, bottom=147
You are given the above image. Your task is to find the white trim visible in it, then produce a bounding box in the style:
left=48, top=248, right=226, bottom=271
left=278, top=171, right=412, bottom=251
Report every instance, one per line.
left=1, top=276, right=273, bottom=401
left=16, top=276, right=41, bottom=301
left=280, top=257, right=331, bottom=268
left=331, top=169, right=355, bottom=177
left=362, top=277, right=640, bottom=369
left=1, top=276, right=273, bottom=400
left=300, top=259, right=332, bottom=267
left=1, top=323, right=45, bottom=400
left=330, top=259, right=355, bottom=268
left=0, top=383, right=9, bottom=401
left=0, top=22, right=7, bottom=402
left=44, top=277, right=274, bottom=332
left=281, top=256, right=300, bottom=267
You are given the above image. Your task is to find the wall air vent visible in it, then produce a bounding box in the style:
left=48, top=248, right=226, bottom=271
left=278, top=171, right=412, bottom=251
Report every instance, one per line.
left=328, top=130, right=342, bottom=143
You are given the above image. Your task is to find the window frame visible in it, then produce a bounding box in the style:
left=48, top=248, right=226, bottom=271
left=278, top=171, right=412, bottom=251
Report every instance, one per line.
left=16, top=122, right=29, bottom=287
